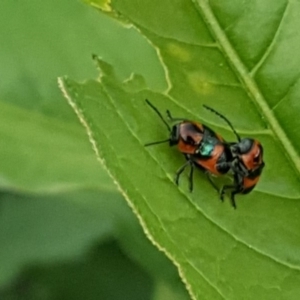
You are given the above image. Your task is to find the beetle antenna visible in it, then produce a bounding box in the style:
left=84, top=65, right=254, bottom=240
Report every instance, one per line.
left=145, top=99, right=171, bottom=132
left=203, top=105, right=241, bottom=142
left=144, top=139, right=170, bottom=147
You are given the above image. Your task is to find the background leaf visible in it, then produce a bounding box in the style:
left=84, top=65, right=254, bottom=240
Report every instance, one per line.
left=0, top=0, right=189, bottom=299
left=61, top=0, right=300, bottom=299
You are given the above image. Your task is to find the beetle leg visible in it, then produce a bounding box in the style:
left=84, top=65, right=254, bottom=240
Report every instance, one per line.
left=166, top=110, right=186, bottom=122
left=220, top=185, right=239, bottom=209
left=230, top=191, right=238, bottom=209
left=230, top=159, right=249, bottom=177
left=188, top=162, right=194, bottom=192
left=221, top=173, right=243, bottom=208
left=174, top=160, right=191, bottom=186
left=205, top=172, right=220, bottom=193
left=220, top=184, right=235, bottom=202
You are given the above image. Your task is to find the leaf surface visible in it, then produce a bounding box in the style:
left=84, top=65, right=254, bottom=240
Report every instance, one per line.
left=0, top=0, right=161, bottom=191
left=61, top=1, right=300, bottom=299
left=0, top=1, right=191, bottom=298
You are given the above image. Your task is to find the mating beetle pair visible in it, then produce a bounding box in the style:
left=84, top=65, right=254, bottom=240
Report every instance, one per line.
left=145, top=99, right=265, bottom=208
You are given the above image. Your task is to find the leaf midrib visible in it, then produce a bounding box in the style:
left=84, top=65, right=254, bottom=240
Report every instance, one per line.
left=193, top=0, right=300, bottom=176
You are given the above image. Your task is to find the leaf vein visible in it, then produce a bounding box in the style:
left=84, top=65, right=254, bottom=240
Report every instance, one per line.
left=250, top=1, right=289, bottom=76
left=192, top=0, right=300, bottom=176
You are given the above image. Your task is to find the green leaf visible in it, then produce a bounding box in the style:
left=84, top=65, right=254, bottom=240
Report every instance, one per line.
left=0, top=0, right=163, bottom=191
left=0, top=1, right=190, bottom=298
left=0, top=189, right=189, bottom=300
left=0, top=240, right=154, bottom=300
left=0, top=101, right=112, bottom=192
left=61, top=1, right=300, bottom=299
left=0, top=190, right=121, bottom=285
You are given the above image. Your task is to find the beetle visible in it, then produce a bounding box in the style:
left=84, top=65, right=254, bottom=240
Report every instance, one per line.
left=144, top=99, right=232, bottom=192
left=204, top=106, right=265, bottom=208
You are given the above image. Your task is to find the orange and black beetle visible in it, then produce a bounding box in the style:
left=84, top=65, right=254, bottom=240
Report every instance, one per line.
left=220, top=138, right=265, bottom=208
left=144, top=99, right=232, bottom=192
left=204, top=106, right=265, bottom=208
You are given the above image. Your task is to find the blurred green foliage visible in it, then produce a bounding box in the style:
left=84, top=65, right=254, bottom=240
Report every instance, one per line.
left=0, top=0, right=188, bottom=299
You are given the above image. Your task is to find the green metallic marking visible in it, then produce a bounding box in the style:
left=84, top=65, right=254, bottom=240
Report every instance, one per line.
left=199, top=142, right=214, bottom=156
